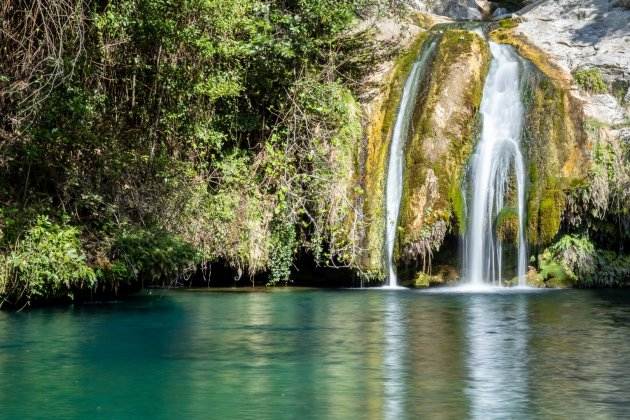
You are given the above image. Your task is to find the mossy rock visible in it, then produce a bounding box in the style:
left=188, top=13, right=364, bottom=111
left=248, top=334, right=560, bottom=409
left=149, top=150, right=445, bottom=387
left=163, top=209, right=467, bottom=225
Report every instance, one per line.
left=527, top=179, right=566, bottom=247
left=510, top=36, right=590, bottom=252
left=538, top=250, right=574, bottom=288
left=407, top=264, right=458, bottom=288
left=359, top=31, right=430, bottom=276
left=496, top=207, right=519, bottom=244
left=489, top=24, right=571, bottom=88
left=522, top=69, right=585, bottom=248
left=397, top=29, right=490, bottom=266
left=497, top=18, right=520, bottom=30
left=538, top=192, right=564, bottom=244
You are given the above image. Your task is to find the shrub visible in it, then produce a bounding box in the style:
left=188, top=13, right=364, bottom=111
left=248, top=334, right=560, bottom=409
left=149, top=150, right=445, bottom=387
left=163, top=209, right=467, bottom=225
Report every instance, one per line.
left=538, top=251, right=571, bottom=287
left=573, top=68, right=607, bottom=94
left=589, top=251, right=630, bottom=287
left=267, top=221, right=297, bottom=286
left=542, top=234, right=630, bottom=287
left=110, top=228, right=201, bottom=285
left=0, top=255, right=10, bottom=300
left=548, top=234, right=596, bottom=282
left=4, top=216, right=95, bottom=304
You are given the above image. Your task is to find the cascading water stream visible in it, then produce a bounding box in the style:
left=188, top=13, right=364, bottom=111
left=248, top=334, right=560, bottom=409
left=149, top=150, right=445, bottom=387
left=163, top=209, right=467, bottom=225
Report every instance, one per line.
left=465, top=42, right=527, bottom=287
left=384, top=40, right=437, bottom=288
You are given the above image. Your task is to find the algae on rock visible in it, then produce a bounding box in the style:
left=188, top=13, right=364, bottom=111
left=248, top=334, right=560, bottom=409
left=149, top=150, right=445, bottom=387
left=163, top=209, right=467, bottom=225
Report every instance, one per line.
left=490, top=22, right=589, bottom=252
left=396, top=29, right=490, bottom=279
left=521, top=65, right=588, bottom=250
left=359, top=31, right=430, bottom=277
left=359, top=27, right=492, bottom=283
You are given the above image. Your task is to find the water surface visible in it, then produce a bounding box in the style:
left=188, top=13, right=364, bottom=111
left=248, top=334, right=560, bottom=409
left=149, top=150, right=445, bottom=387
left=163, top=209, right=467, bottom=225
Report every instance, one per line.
left=1, top=289, right=629, bottom=419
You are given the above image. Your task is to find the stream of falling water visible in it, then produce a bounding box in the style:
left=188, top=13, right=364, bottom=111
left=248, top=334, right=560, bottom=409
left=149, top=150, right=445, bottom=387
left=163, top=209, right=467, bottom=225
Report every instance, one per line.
left=465, top=42, right=527, bottom=286
left=384, top=39, right=437, bottom=288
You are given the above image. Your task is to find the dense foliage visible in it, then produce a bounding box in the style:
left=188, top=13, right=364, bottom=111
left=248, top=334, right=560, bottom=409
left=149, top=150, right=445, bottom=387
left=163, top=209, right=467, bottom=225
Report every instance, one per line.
left=1, top=1, right=628, bottom=305
left=0, top=216, right=96, bottom=307
left=0, top=0, right=381, bottom=305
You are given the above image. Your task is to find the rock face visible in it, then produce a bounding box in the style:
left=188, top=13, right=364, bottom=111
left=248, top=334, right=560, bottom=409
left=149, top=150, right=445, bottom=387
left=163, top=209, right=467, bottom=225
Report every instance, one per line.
left=355, top=4, right=627, bottom=283
left=359, top=26, right=430, bottom=276
left=489, top=21, right=590, bottom=251
left=517, top=0, right=629, bottom=75
left=583, top=94, right=627, bottom=125
left=516, top=0, right=630, bottom=123
left=404, top=0, right=483, bottom=19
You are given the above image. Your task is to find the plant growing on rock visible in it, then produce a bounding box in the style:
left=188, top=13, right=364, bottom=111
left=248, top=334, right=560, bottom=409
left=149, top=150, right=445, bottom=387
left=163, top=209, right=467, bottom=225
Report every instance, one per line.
left=564, top=131, right=630, bottom=245
left=573, top=68, right=607, bottom=94
left=548, top=234, right=596, bottom=282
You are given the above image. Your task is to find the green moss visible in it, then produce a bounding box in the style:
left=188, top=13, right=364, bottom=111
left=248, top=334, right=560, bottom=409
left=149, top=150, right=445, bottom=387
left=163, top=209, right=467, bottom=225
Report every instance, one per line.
left=538, top=191, right=564, bottom=244
left=407, top=265, right=456, bottom=288
left=449, top=180, right=466, bottom=235
left=538, top=251, right=573, bottom=287
left=528, top=176, right=565, bottom=247
left=521, top=61, right=587, bottom=250
left=397, top=29, right=490, bottom=261
left=573, top=68, right=607, bottom=94
left=497, top=18, right=519, bottom=29
left=360, top=31, right=430, bottom=275
left=413, top=272, right=431, bottom=287
left=496, top=207, right=519, bottom=243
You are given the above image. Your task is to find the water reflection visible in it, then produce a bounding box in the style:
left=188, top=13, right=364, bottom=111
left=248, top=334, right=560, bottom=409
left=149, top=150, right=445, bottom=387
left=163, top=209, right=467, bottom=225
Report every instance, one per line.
left=383, top=293, right=405, bottom=420
left=0, top=290, right=629, bottom=418
left=465, top=295, right=530, bottom=418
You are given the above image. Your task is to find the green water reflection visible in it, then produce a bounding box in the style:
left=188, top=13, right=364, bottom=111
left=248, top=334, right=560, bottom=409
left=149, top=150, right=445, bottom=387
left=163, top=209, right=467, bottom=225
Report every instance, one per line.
left=0, top=289, right=629, bottom=419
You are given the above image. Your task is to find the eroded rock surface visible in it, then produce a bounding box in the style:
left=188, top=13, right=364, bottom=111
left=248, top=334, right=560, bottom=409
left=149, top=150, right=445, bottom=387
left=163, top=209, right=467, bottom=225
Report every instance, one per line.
left=517, top=0, right=629, bottom=74
left=404, top=0, right=483, bottom=19
left=582, top=93, right=627, bottom=125
left=516, top=0, right=630, bottom=123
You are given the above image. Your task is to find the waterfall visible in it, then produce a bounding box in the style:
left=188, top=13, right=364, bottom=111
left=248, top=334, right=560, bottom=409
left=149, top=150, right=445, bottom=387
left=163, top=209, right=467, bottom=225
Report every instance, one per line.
left=465, top=42, right=527, bottom=287
left=384, top=39, right=437, bottom=288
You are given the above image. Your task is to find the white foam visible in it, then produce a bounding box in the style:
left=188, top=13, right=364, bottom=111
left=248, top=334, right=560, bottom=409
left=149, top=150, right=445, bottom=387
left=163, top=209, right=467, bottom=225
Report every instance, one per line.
left=420, top=283, right=545, bottom=294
